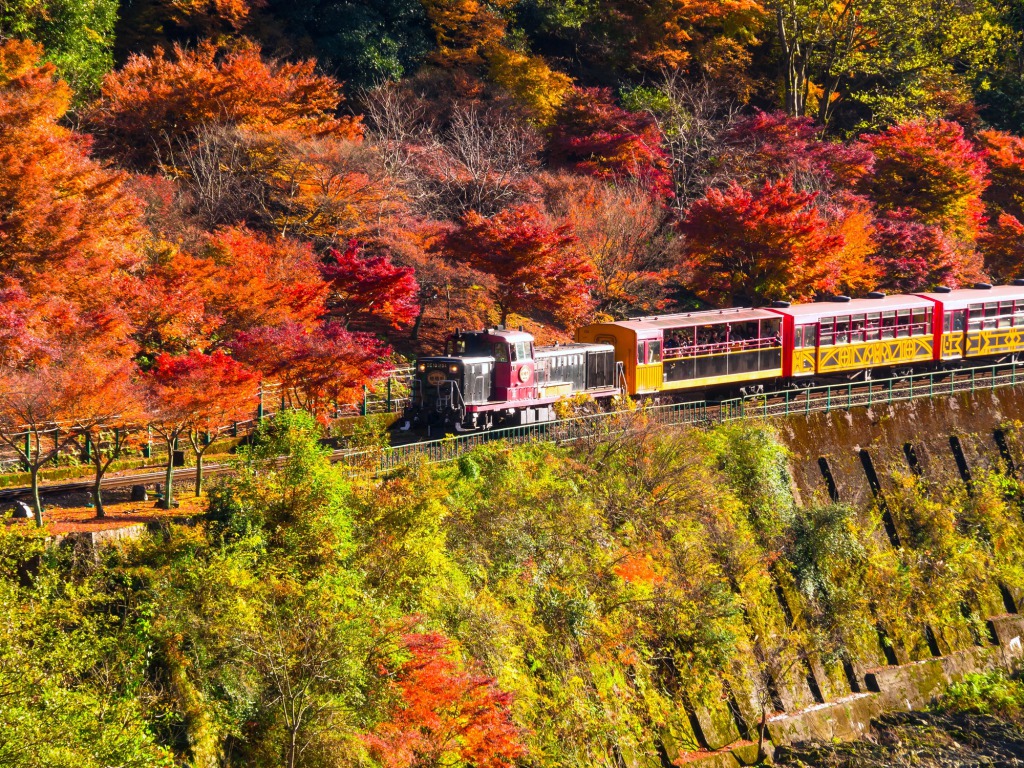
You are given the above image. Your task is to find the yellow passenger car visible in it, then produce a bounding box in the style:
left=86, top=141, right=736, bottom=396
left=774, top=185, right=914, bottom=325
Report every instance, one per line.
left=576, top=309, right=784, bottom=395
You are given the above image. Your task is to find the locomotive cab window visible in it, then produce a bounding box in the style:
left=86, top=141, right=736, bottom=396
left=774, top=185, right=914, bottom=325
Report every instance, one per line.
left=493, top=344, right=509, bottom=362
left=510, top=341, right=532, bottom=361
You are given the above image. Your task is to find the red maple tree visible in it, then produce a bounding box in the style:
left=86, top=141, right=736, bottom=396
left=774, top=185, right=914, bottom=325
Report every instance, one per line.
left=869, top=211, right=984, bottom=292
left=724, top=111, right=874, bottom=187
left=364, top=632, right=526, bottom=768
left=320, top=241, right=420, bottom=332
left=980, top=213, right=1024, bottom=283
left=232, top=322, right=389, bottom=416
left=548, top=87, right=673, bottom=199
left=443, top=204, right=596, bottom=326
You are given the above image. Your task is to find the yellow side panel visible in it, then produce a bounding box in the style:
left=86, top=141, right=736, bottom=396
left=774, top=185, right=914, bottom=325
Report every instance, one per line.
left=965, top=327, right=1024, bottom=357
left=793, top=349, right=815, bottom=375
left=540, top=383, right=573, bottom=398
left=817, top=337, right=933, bottom=373
left=941, top=333, right=964, bottom=359
left=659, top=368, right=783, bottom=391
left=636, top=363, right=663, bottom=393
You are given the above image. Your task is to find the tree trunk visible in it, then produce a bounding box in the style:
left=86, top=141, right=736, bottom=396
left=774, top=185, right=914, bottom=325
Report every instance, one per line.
left=93, top=473, right=105, bottom=519
left=195, top=452, right=204, bottom=497
left=163, top=450, right=175, bottom=510
left=758, top=706, right=768, bottom=761
left=30, top=465, right=43, bottom=527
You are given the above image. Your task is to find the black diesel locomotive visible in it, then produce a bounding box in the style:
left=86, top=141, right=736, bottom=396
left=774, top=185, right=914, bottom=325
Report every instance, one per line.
left=402, top=327, right=619, bottom=432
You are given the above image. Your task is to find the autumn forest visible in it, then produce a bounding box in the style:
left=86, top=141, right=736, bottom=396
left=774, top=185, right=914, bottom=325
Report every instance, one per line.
left=3, top=0, right=1024, bottom=767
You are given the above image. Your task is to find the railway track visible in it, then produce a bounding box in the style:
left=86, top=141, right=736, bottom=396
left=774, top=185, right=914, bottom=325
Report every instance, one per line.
left=2, top=359, right=1021, bottom=503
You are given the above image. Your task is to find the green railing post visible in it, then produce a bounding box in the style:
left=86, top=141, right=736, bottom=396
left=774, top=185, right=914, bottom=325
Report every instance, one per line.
left=386, top=377, right=393, bottom=413
left=826, top=387, right=831, bottom=412
left=361, top=385, right=368, bottom=417
left=23, top=432, right=30, bottom=471
left=257, top=389, right=265, bottom=422
left=83, top=432, right=91, bottom=462
left=847, top=383, right=852, bottom=410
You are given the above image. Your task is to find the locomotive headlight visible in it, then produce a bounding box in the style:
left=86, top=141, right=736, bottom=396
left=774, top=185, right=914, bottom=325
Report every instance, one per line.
left=418, top=363, right=426, bottom=372
left=449, top=364, right=459, bottom=373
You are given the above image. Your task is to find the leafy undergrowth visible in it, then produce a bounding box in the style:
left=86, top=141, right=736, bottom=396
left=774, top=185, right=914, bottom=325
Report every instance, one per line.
left=938, top=670, right=1024, bottom=727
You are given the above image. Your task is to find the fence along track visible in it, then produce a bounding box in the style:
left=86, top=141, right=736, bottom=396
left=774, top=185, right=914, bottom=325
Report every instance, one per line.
left=339, top=361, right=1024, bottom=475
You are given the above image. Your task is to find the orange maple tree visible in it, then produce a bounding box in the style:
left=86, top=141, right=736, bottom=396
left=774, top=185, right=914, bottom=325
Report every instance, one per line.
left=135, top=228, right=328, bottom=357
left=682, top=177, right=844, bottom=305
left=363, top=632, right=525, bottom=768
left=86, top=40, right=362, bottom=170
left=0, top=340, right=143, bottom=525
left=147, top=350, right=258, bottom=508
left=0, top=39, right=144, bottom=341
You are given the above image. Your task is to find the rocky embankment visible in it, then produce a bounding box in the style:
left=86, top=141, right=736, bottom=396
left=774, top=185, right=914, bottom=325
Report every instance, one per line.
left=776, top=711, right=1024, bottom=767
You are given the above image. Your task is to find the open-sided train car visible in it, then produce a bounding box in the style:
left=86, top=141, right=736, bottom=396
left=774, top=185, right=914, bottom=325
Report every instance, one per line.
left=575, top=308, right=784, bottom=395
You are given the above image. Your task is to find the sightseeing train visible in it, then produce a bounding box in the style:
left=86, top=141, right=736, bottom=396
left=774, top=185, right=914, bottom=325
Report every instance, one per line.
left=402, top=282, right=1024, bottom=432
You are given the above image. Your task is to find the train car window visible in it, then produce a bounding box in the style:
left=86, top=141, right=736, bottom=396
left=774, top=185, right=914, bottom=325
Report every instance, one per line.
left=493, top=344, right=509, bottom=362
left=968, top=305, right=983, bottom=331
left=511, top=341, right=531, bottom=361
left=865, top=312, right=881, bottom=341
left=943, top=313, right=951, bottom=333
left=881, top=311, right=896, bottom=339
left=895, top=310, right=910, bottom=337
left=912, top=308, right=927, bottom=335
left=848, top=314, right=864, bottom=344
left=835, top=316, right=849, bottom=344
left=820, top=317, right=834, bottom=345
left=647, top=340, right=662, bottom=364
left=984, top=302, right=999, bottom=330
left=952, top=310, right=966, bottom=332
left=637, top=341, right=644, bottom=364
left=1000, top=301, right=1015, bottom=327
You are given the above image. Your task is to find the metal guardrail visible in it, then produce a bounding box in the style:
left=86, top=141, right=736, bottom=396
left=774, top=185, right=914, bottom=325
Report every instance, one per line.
left=717, top=361, right=1023, bottom=420
left=338, top=361, right=1024, bottom=475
